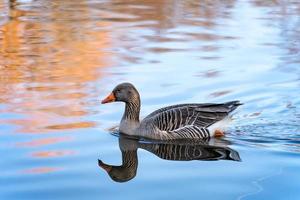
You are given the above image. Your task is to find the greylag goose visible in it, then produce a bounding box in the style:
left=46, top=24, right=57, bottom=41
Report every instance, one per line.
left=101, top=82, right=242, bottom=140
left=98, top=135, right=240, bottom=182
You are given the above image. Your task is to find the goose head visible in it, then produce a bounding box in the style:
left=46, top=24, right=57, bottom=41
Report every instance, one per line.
left=101, top=83, right=141, bottom=132
left=101, top=82, right=140, bottom=104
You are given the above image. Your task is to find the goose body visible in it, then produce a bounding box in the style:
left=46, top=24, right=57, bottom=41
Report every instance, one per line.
left=101, top=83, right=241, bottom=140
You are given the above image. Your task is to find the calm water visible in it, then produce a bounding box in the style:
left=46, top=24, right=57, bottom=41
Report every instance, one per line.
left=1, top=0, right=300, bottom=199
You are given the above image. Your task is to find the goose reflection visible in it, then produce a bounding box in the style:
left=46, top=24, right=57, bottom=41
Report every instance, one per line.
left=98, top=135, right=240, bottom=183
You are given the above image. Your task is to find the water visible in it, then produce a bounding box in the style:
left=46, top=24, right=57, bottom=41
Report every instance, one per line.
left=0, top=0, right=299, bottom=199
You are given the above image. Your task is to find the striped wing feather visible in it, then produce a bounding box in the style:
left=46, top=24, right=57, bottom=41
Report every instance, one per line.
left=143, top=101, right=241, bottom=132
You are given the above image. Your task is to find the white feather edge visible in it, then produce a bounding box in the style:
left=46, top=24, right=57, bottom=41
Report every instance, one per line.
left=207, top=116, right=232, bottom=136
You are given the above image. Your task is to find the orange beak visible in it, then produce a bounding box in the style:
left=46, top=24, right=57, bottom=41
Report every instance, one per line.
left=101, top=92, right=116, bottom=104
left=98, top=159, right=112, bottom=172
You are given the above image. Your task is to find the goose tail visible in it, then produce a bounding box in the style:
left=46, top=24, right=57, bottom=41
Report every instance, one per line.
left=225, top=100, right=243, bottom=113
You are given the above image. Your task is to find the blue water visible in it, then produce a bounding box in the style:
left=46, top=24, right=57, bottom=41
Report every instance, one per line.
left=0, top=0, right=300, bottom=199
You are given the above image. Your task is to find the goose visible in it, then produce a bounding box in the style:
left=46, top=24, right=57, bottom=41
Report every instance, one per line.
left=101, top=82, right=242, bottom=140
left=98, top=135, right=240, bottom=182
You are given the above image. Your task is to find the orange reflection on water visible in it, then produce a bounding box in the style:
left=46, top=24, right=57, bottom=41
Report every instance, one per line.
left=39, top=106, right=88, bottom=117
left=22, top=167, right=61, bottom=174
left=0, top=0, right=112, bottom=134
left=45, top=121, right=96, bottom=130
left=31, top=150, right=74, bottom=158
left=16, top=137, right=71, bottom=148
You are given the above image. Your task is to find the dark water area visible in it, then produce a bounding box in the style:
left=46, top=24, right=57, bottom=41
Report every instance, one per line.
left=0, top=0, right=300, bottom=199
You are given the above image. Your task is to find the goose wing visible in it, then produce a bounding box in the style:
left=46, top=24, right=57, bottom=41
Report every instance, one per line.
left=142, top=101, right=241, bottom=132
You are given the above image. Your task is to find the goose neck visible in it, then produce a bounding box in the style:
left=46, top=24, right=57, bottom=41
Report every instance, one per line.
left=123, top=101, right=140, bottom=122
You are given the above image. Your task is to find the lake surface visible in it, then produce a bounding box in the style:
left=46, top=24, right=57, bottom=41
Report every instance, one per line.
left=0, top=0, right=300, bottom=199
